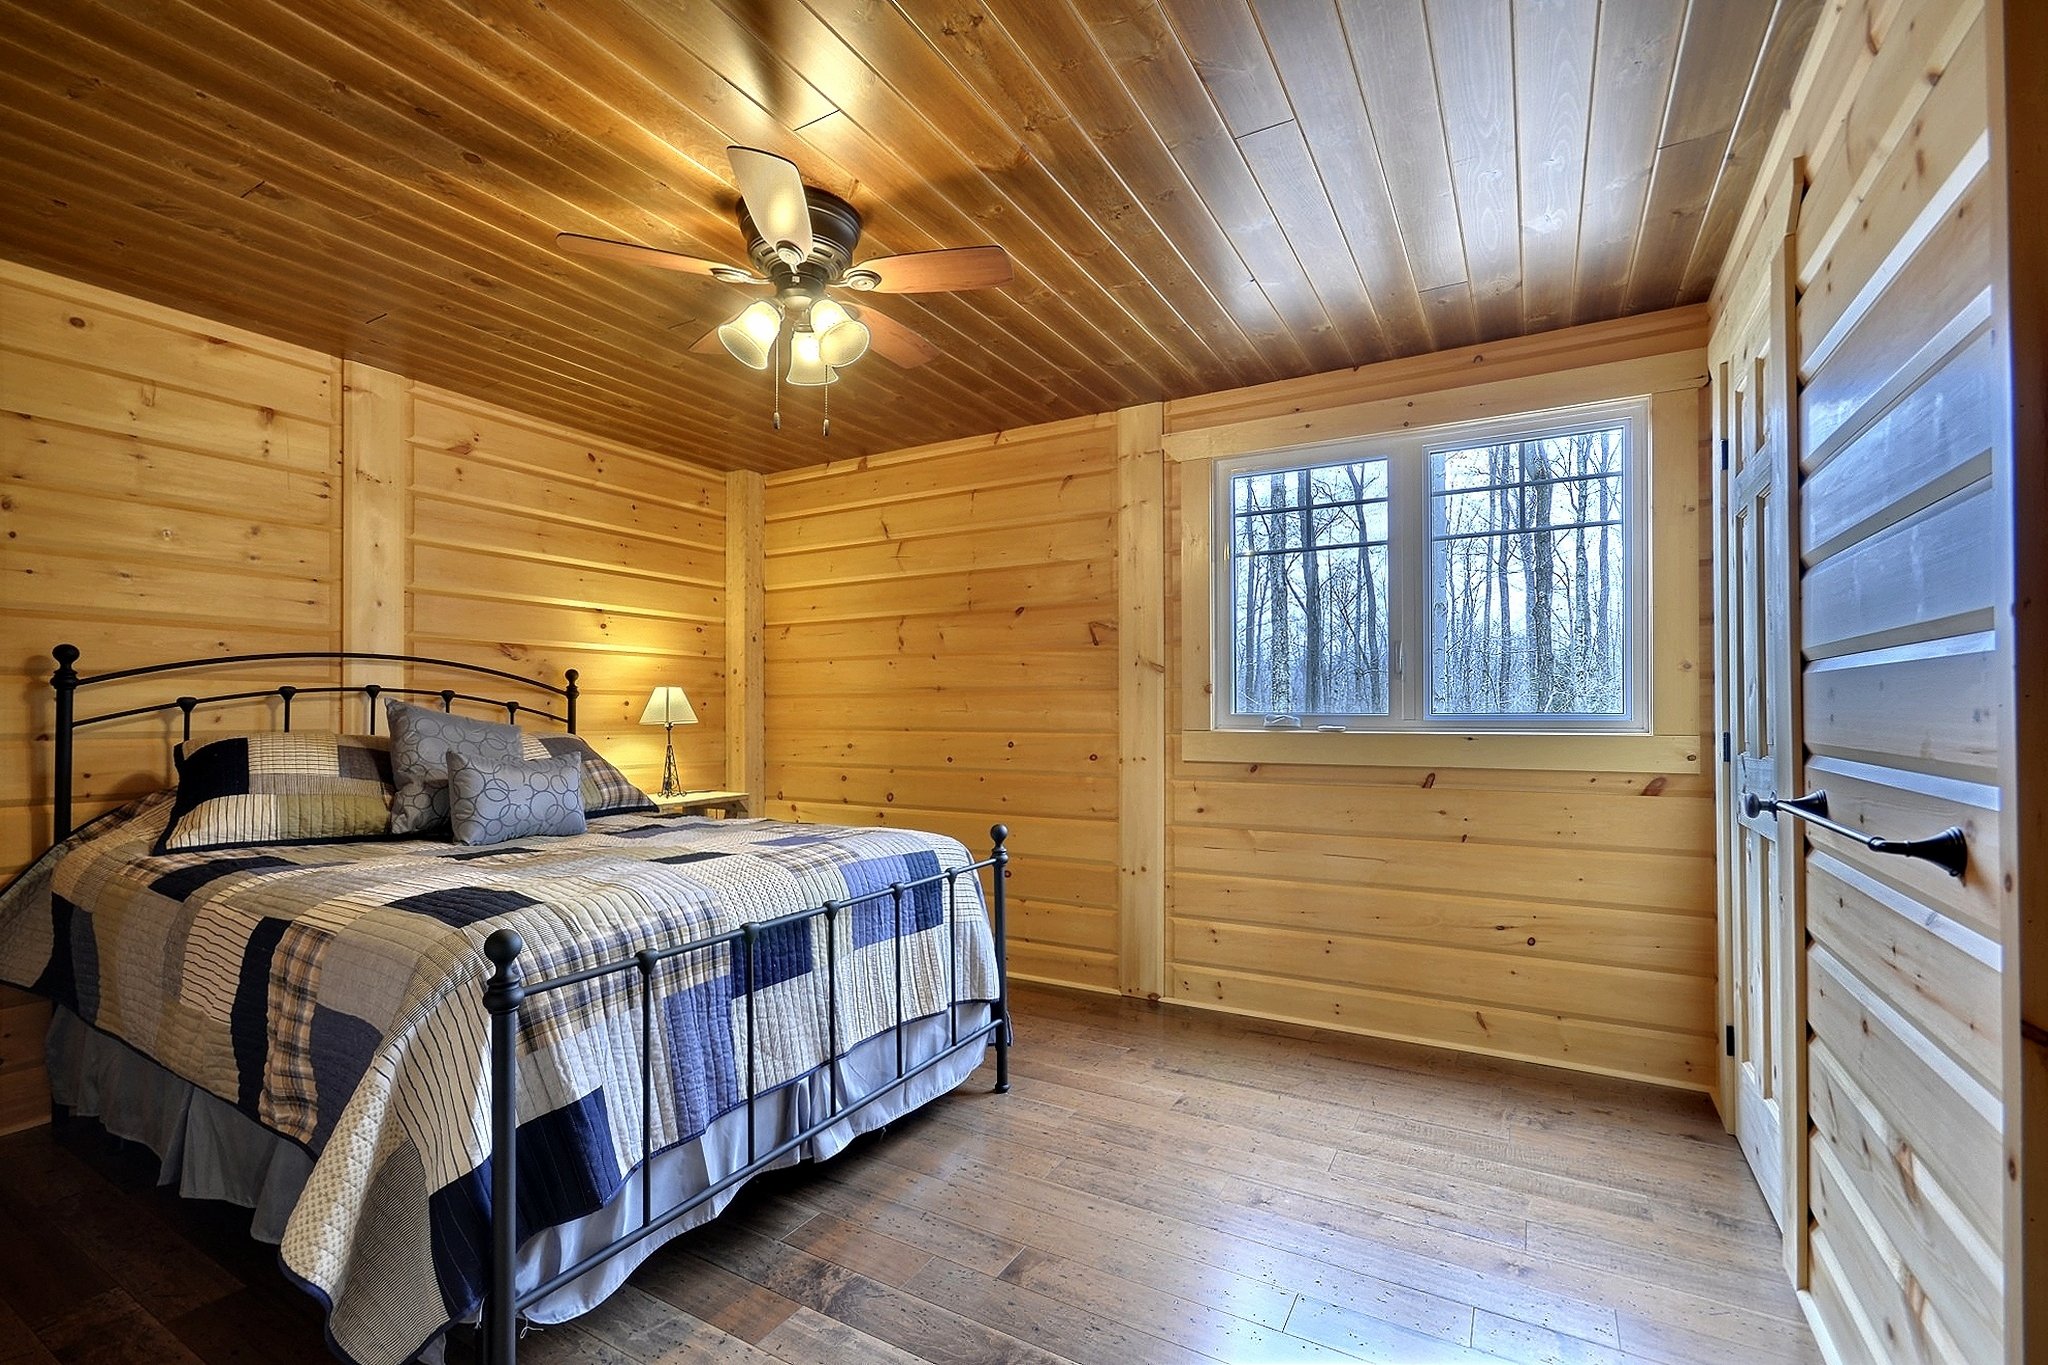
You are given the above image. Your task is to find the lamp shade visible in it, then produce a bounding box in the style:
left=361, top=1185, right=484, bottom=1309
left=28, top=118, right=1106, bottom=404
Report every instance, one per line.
left=785, top=328, right=838, bottom=386
left=717, top=300, right=783, bottom=371
left=638, top=686, right=699, bottom=727
left=809, top=298, right=871, bottom=367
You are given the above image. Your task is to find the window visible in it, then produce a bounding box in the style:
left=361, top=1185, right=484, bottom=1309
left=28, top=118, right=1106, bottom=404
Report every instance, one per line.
left=1213, top=401, right=1648, bottom=734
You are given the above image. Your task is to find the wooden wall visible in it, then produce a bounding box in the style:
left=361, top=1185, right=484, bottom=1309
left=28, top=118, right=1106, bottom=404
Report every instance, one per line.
left=0, top=259, right=725, bottom=1134
left=0, top=261, right=345, bottom=1135
left=759, top=418, right=1123, bottom=991
left=399, top=383, right=726, bottom=795
left=1157, top=319, right=1719, bottom=1091
left=759, top=313, right=1721, bottom=1090
left=1709, top=0, right=2010, bottom=1357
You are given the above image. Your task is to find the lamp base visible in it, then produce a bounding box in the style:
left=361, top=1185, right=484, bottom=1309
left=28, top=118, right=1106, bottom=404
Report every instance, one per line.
left=659, top=726, right=680, bottom=798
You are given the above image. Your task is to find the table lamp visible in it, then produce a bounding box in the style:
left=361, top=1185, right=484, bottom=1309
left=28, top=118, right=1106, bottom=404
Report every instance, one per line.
left=638, top=686, right=698, bottom=797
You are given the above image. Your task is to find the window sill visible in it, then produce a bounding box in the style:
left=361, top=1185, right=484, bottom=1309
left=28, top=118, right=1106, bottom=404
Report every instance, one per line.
left=1180, top=726, right=1704, bottom=773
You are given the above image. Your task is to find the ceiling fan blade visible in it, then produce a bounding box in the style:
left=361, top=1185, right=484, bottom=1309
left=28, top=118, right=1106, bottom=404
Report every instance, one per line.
left=727, top=146, right=813, bottom=265
left=847, top=304, right=941, bottom=368
left=555, top=233, right=756, bottom=280
left=689, top=325, right=728, bottom=354
left=853, top=246, right=1013, bottom=293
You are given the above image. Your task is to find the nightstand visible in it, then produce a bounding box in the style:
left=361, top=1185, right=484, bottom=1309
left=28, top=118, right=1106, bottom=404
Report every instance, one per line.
left=650, top=790, right=750, bottom=818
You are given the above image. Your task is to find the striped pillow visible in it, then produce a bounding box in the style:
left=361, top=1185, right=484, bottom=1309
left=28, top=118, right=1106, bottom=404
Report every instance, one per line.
left=520, top=733, right=657, bottom=816
left=157, top=732, right=396, bottom=855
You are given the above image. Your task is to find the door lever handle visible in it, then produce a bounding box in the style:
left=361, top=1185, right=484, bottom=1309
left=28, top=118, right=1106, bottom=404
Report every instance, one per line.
left=1742, top=788, right=1967, bottom=879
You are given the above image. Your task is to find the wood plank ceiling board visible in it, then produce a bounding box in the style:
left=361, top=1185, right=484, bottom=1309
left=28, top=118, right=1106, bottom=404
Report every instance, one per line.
left=1425, top=0, right=1522, bottom=339
left=1570, top=0, right=1686, bottom=326
left=1247, top=0, right=1426, bottom=358
left=1510, top=0, right=1600, bottom=335
left=1624, top=0, right=1779, bottom=313
left=0, top=0, right=1820, bottom=472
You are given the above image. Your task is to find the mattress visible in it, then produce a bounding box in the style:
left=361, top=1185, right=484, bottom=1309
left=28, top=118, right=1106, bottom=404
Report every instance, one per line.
left=0, top=796, right=1000, bottom=1365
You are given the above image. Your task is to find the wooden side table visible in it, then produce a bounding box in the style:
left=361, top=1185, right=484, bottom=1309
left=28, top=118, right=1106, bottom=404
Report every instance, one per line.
left=650, top=790, right=750, bottom=818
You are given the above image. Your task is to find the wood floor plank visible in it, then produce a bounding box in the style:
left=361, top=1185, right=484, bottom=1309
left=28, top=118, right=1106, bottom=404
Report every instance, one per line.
left=633, top=1252, right=804, bottom=1346
left=0, top=982, right=1812, bottom=1365
left=897, top=1256, right=1206, bottom=1365
left=41, top=1287, right=211, bottom=1365
left=754, top=1306, right=928, bottom=1365
left=1283, top=1294, right=1492, bottom=1363
left=543, top=1284, right=776, bottom=1365
left=780, top=1213, right=935, bottom=1290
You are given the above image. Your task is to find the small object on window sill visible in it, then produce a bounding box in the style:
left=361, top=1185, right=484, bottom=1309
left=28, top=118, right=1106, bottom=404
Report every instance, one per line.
left=1315, top=724, right=1346, bottom=733
left=1263, top=714, right=1302, bottom=728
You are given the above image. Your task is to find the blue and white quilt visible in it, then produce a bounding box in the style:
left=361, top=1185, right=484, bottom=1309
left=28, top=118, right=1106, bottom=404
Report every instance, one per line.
left=0, top=795, right=1000, bottom=1365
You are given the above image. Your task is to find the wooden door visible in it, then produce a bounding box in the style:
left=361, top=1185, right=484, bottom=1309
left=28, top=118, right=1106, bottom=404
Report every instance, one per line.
left=1714, top=250, right=1800, bottom=1233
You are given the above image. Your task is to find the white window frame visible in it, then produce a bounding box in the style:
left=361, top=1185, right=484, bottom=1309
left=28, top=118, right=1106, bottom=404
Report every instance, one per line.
left=1211, top=399, right=1653, bottom=736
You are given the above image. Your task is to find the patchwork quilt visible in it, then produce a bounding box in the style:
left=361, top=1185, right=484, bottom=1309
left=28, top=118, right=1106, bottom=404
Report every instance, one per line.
left=0, top=796, right=999, bottom=1365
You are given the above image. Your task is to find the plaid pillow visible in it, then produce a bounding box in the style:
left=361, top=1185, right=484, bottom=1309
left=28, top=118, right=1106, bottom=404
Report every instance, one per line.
left=157, top=732, right=396, bottom=855
left=521, top=733, right=657, bottom=816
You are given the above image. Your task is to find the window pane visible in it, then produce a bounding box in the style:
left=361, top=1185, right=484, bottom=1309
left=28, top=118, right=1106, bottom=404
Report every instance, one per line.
left=1228, top=457, right=1390, bottom=717
left=1427, top=426, right=1627, bottom=717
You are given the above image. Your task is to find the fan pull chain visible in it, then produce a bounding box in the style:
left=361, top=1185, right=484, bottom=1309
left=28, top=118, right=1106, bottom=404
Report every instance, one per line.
left=822, top=380, right=830, bottom=438
left=771, top=331, right=782, bottom=431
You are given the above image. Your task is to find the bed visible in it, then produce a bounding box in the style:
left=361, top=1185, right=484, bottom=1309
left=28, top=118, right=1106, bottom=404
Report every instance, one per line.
left=0, top=647, right=1012, bottom=1365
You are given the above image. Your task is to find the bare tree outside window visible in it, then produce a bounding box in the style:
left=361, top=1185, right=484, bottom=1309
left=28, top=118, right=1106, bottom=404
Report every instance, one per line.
left=1428, top=424, right=1626, bottom=717
left=1218, top=409, right=1637, bottom=731
left=1228, top=457, right=1390, bottom=717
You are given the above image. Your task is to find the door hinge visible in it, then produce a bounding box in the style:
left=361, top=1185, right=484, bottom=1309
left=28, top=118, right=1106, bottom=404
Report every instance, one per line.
left=1725, top=1024, right=1736, bottom=1057
left=1720, top=437, right=1730, bottom=471
left=1721, top=731, right=1732, bottom=763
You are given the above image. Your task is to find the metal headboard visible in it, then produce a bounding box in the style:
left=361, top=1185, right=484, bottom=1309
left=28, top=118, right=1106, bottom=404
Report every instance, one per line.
left=49, top=645, right=580, bottom=843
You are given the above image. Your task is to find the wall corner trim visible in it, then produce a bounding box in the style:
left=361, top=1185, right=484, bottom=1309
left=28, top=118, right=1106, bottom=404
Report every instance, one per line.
left=1116, top=403, right=1168, bottom=1000
left=726, top=470, right=766, bottom=800
left=340, top=360, right=409, bottom=672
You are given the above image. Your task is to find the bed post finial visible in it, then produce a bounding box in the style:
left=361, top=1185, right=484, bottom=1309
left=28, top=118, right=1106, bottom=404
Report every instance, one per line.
left=564, top=669, right=580, bottom=735
left=52, top=645, right=80, bottom=844
left=989, top=824, right=1010, bottom=1095
left=481, top=927, right=525, bottom=1364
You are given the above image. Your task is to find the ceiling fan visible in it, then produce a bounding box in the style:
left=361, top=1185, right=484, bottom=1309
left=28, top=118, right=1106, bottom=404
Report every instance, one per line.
left=557, top=145, right=1013, bottom=429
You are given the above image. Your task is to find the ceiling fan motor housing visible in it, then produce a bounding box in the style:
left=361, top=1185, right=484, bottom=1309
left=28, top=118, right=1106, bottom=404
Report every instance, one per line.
left=740, top=187, right=863, bottom=307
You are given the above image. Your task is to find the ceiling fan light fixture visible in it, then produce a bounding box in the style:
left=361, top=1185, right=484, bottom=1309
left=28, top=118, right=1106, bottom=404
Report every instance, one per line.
left=786, top=328, right=838, bottom=386
left=717, top=299, right=783, bottom=370
left=809, top=298, right=871, bottom=367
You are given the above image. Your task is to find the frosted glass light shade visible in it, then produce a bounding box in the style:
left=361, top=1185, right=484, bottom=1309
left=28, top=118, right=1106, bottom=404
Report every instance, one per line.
left=638, top=686, right=698, bottom=727
left=809, top=298, right=871, bottom=367
left=717, top=300, right=783, bottom=370
left=786, top=328, right=838, bottom=386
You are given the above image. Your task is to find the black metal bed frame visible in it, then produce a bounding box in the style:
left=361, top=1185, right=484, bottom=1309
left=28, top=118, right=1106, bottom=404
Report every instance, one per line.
left=45, top=645, right=1012, bottom=1365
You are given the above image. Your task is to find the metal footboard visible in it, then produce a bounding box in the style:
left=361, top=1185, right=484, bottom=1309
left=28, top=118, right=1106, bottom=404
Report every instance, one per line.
left=476, top=824, right=1012, bottom=1364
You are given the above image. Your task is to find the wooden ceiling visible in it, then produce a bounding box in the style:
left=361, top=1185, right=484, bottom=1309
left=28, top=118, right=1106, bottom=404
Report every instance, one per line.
left=0, top=0, right=1819, bottom=473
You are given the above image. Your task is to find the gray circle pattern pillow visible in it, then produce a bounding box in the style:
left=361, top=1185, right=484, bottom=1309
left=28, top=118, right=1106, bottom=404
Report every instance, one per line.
left=447, top=750, right=587, bottom=846
left=386, top=698, right=527, bottom=835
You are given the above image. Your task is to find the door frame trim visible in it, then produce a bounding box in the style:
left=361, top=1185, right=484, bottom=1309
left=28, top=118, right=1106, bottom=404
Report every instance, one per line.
left=1709, top=158, right=1811, bottom=1287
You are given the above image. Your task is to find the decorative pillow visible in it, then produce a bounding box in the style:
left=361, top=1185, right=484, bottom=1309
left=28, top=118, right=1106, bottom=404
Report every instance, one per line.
left=156, top=732, right=395, bottom=855
left=386, top=699, right=526, bottom=836
left=521, top=733, right=658, bottom=816
left=447, top=750, right=586, bottom=846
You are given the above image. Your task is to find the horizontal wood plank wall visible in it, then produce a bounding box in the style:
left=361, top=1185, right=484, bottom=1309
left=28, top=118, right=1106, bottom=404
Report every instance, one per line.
left=0, top=261, right=729, bottom=1134
left=1711, top=2, right=2005, bottom=1359
left=1160, top=330, right=1719, bottom=1091
left=403, top=384, right=726, bottom=795
left=0, top=259, right=346, bottom=1135
left=759, top=418, right=1122, bottom=992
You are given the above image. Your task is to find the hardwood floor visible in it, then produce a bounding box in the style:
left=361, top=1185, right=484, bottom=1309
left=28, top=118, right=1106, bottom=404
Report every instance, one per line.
left=0, top=983, right=1817, bottom=1365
